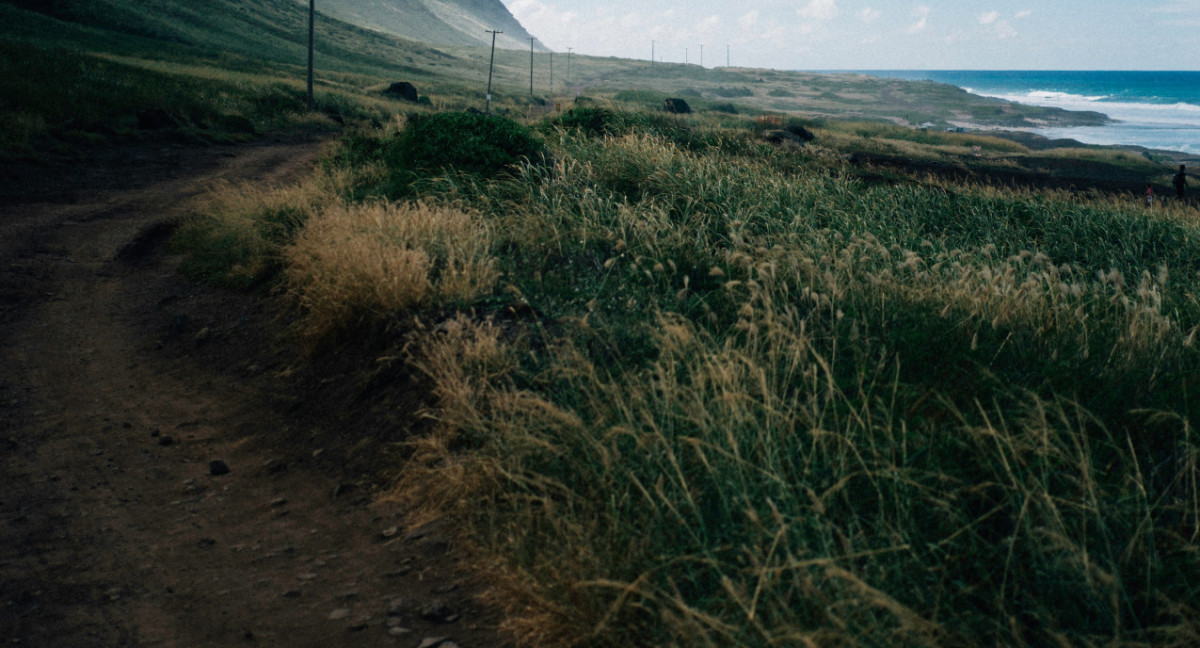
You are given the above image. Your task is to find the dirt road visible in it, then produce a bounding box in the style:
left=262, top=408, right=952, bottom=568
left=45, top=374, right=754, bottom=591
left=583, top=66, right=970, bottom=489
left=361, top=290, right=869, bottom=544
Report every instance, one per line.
left=0, top=141, right=505, bottom=647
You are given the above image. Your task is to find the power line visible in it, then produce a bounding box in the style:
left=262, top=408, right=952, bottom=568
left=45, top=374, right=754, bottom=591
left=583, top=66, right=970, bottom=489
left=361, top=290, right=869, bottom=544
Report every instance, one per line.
left=485, top=29, right=502, bottom=114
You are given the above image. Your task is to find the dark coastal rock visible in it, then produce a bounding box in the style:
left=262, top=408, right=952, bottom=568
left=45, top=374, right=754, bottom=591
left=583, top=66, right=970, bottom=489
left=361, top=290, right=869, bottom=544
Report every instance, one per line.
left=762, top=129, right=806, bottom=146
left=785, top=123, right=816, bottom=142
left=384, top=81, right=420, bottom=102
left=664, top=98, right=692, bottom=114
left=209, top=459, right=231, bottom=476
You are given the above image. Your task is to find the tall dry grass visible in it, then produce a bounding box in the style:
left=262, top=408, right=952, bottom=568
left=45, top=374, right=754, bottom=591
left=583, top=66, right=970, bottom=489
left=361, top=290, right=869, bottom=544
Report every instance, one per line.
left=173, top=179, right=327, bottom=288
left=285, top=200, right=498, bottom=341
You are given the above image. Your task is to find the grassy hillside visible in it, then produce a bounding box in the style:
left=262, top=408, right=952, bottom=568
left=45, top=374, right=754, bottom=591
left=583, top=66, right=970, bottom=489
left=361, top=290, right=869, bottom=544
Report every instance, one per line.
left=175, top=103, right=1200, bottom=647
left=314, top=0, right=547, bottom=51
left=0, top=0, right=496, bottom=158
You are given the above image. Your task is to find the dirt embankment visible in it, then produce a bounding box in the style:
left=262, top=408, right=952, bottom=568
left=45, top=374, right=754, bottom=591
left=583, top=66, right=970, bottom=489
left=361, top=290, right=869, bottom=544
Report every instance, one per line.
left=0, top=140, right=507, bottom=648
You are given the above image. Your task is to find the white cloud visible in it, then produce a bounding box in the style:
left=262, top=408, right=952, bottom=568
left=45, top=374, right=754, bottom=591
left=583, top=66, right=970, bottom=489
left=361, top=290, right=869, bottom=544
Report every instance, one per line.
left=857, top=7, right=881, bottom=22
left=739, top=10, right=759, bottom=28
left=1015, top=9, right=1033, bottom=19
left=907, top=6, right=930, bottom=34
left=798, top=0, right=839, bottom=21
left=992, top=19, right=1018, bottom=38
left=979, top=11, right=1000, bottom=24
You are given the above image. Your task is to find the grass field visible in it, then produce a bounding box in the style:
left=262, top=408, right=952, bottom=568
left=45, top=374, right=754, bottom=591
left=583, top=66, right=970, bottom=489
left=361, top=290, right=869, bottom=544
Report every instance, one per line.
left=175, top=105, right=1200, bottom=647
left=9, top=2, right=1200, bottom=645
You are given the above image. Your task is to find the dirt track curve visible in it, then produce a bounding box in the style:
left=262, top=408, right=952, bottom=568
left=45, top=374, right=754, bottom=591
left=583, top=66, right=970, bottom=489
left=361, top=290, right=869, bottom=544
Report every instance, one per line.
left=0, top=141, right=506, bottom=648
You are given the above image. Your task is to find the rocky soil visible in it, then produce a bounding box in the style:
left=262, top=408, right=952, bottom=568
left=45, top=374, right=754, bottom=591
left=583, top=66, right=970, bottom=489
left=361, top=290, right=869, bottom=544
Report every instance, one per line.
left=0, top=139, right=509, bottom=648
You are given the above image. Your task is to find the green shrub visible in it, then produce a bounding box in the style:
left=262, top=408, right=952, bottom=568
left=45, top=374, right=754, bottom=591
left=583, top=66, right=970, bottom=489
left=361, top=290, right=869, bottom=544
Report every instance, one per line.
left=553, top=107, right=616, bottom=137
left=323, top=112, right=546, bottom=200
left=391, top=111, right=545, bottom=178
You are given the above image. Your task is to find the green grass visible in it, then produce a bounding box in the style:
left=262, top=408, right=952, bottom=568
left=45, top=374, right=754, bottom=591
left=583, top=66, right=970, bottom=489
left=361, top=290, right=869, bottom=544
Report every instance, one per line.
left=0, top=0, right=497, bottom=157
left=352, top=110, right=1200, bottom=648
left=166, top=71, right=1200, bottom=648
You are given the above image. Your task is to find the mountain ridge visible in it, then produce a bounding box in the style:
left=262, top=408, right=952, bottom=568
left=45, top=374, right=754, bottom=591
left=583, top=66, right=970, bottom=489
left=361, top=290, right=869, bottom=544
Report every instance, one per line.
left=307, top=0, right=548, bottom=52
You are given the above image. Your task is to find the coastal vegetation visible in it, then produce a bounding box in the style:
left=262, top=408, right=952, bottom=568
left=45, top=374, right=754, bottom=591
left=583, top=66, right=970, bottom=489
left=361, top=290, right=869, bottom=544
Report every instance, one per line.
left=7, top=1, right=1200, bottom=646
left=178, top=106, right=1200, bottom=647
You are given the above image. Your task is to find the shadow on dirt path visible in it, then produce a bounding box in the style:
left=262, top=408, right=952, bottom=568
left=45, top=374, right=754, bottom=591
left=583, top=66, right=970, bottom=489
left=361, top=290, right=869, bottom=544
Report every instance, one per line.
left=0, top=140, right=508, bottom=648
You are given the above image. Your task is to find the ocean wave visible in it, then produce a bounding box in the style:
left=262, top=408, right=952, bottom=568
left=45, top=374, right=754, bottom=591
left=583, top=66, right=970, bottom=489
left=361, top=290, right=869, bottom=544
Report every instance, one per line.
left=978, top=90, right=1200, bottom=125
left=1024, top=90, right=1109, bottom=102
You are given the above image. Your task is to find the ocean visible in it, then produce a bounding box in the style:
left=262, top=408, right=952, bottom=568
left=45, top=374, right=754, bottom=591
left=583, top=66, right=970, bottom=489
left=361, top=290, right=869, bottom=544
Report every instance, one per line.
left=843, top=70, right=1200, bottom=154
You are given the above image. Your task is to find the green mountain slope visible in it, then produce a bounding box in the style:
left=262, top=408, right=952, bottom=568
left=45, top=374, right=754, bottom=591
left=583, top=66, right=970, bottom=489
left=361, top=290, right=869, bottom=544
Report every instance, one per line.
left=298, top=0, right=546, bottom=51
left=2, top=0, right=472, bottom=78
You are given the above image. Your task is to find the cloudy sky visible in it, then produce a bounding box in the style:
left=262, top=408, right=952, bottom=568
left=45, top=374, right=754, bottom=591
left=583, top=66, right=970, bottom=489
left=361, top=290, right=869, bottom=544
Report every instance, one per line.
left=502, top=0, right=1200, bottom=70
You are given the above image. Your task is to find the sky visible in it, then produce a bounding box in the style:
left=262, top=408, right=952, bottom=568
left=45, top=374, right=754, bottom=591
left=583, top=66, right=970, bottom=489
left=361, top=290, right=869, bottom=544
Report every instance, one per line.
left=501, top=0, right=1200, bottom=70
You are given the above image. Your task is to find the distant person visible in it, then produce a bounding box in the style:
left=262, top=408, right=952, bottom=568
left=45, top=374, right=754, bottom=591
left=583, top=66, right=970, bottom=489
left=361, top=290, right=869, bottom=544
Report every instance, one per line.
left=1145, top=184, right=1155, bottom=207
left=1175, top=165, right=1188, bottom=201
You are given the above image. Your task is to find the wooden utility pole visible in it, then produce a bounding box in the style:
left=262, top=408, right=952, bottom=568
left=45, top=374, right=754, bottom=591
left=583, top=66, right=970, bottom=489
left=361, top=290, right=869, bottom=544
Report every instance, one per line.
left=567, top=47, right=572, bottom=85
left=486, top=29, right=502, bottom=113
left=306, top=0, right=315, bottom=110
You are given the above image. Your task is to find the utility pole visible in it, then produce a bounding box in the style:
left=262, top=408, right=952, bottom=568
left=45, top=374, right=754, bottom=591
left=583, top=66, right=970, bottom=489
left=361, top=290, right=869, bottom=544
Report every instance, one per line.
left=567, top=47, right=572, bottom=86
left=549, top=51, right=553, bottom=92
left=530, top=38, right=535, bottom=98
left=485, top=29, right=502, bottom=113
left=651, top=40, right=655, bottom=67
left=685, top=48, right=688, bottom=65
left=306, top=0, right=315, bottom=110
left=700, top=43, right=703, bottom=67
left=727, top=44, right=730, bottom=68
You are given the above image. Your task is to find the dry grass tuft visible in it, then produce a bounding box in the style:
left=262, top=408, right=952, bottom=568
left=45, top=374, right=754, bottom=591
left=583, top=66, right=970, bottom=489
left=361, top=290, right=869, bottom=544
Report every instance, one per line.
left=284, top=201, right=498, bottom=341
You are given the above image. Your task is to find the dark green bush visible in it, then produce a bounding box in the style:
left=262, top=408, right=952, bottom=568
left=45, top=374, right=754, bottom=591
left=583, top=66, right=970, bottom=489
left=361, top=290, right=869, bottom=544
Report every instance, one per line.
left=393, top=111, right=544, bottom=177
left=325, top=112, right=546, bottom=200
left=554, top=107, right=616, bottom=136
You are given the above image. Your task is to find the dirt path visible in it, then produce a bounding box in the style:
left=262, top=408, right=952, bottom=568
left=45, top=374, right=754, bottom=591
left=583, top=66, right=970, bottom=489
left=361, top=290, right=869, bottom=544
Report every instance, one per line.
left=0, top=141, right=506, bottom=648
